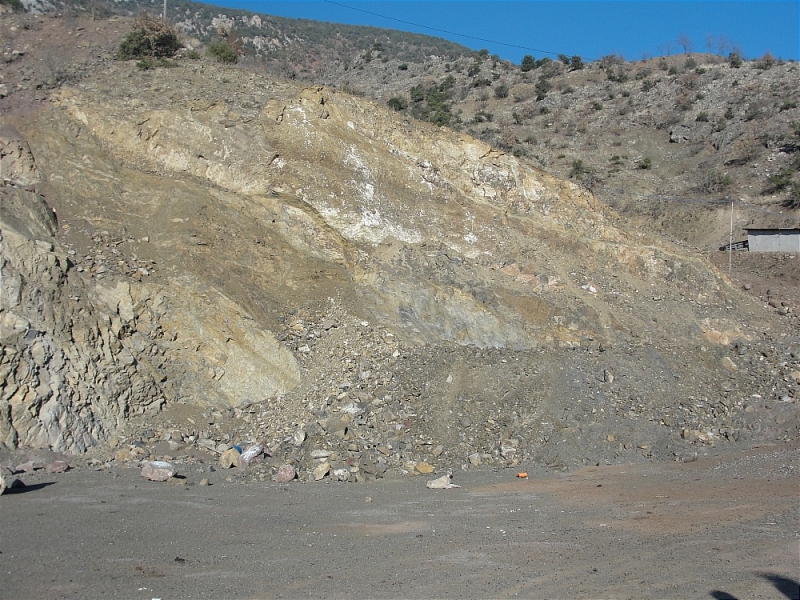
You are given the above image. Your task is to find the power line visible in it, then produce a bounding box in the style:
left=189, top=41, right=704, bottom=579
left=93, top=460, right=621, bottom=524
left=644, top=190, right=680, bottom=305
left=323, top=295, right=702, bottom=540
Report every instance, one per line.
left=321, top=0, right=568, bottom=59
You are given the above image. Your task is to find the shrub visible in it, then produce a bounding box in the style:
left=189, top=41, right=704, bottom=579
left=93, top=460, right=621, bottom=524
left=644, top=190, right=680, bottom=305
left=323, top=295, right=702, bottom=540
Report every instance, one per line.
left=117, top=15, right=182, bottom=60
left=535, top=78, right=551, bottom=101
left=696, top=111, right=709, bottom=122
left=684, top=57, right=697, bottom=70
left=698, top=171, right=732, bottom=192
left=570, top=55, right=584, bottom=71
left=387, top=97, right=407, bottom=111
left=764, top=167, right=794, bottom=194
left=756, top=51, right=776, bottom=70
left=521, top=55, right=536, bottom=72
left=398, top=63, right=408, bottom=70
left=136, top=57, right=155, bottom=70
left=494, top=83, right=509, bottom=99
left=728, top=52, right=742, bottom=68
left=186, top=49, right=201, bottom=60
left=607, top=68, right=628, bottom=83
left=569, top=159, right=590, bottom=179
left=638, top=157, right=652, bottom=169
left=0, top=0, right=24, bottom=11
left=592, top=102, right=603, bottom=111
left=207, top=41, right=238, bottom=64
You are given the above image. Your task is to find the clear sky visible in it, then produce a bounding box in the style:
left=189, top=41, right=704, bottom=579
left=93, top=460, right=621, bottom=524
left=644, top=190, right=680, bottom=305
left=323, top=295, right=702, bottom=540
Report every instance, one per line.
left=204, top=1, right=799, bottom=64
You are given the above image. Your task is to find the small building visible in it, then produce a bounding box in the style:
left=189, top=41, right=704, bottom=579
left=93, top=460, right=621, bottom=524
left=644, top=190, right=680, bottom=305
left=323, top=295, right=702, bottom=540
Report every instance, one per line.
left=745, top=228, right=800, bottom=253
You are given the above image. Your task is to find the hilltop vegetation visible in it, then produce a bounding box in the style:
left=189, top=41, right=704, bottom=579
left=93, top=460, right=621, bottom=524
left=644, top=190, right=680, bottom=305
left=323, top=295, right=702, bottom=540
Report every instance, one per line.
left=5, top=0, right=800, bottom=245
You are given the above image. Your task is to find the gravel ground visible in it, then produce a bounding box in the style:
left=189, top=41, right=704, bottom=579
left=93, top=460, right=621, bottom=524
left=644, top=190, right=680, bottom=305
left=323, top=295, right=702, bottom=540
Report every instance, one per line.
left=1, top=442, right=797, bottom=599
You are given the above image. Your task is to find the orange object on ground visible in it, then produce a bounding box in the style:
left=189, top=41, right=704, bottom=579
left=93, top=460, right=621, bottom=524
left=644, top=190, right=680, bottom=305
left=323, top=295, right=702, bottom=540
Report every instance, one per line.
left=516, top=472, right=528, bottom=479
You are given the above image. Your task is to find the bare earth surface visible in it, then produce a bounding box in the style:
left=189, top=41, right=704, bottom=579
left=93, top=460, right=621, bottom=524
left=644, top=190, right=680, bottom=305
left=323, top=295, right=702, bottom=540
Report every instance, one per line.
left=1, top=443, right=797, bottom=600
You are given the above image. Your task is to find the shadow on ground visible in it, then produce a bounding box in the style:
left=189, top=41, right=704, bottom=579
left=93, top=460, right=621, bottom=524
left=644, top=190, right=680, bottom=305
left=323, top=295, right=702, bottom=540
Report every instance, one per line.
left=711, top=573, right=800, bottom=600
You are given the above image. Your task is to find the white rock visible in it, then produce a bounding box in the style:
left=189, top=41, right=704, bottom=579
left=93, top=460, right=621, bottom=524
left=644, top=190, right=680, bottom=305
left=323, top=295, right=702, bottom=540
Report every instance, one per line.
left=426, top=470, right=460, bottom=490
left=140, top=461, right=176, bottom=482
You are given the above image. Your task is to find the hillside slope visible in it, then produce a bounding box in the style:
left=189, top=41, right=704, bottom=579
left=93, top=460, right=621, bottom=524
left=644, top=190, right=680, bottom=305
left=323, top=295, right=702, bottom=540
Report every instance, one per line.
left=0, top=12, right=797, bottom=479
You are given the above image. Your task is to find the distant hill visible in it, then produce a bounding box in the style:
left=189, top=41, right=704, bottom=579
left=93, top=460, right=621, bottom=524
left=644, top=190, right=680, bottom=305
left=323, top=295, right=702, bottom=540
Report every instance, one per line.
left=15, top=0, right=800, bottom=246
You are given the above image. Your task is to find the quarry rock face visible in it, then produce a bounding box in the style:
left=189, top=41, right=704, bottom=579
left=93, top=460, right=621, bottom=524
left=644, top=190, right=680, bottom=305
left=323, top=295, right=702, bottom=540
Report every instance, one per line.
left=1, top=61, right=796, bottom=463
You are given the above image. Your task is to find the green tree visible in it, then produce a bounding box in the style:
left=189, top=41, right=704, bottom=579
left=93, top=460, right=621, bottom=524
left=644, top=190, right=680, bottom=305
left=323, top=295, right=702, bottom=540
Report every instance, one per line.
left=521, top=55, right=536, bottom=72
left=569, top=55, right=584, bottom=70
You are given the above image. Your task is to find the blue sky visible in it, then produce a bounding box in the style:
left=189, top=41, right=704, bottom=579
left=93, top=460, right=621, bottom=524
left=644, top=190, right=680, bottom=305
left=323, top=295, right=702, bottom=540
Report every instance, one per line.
left=205, top=1, right=799, bottom=63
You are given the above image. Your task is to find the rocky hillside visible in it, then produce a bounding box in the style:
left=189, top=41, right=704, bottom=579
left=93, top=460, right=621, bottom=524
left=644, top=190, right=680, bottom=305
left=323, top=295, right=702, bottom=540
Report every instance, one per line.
left=0, top=12, right=798, bottom=483
left=6, top=1, right=800, bottom=247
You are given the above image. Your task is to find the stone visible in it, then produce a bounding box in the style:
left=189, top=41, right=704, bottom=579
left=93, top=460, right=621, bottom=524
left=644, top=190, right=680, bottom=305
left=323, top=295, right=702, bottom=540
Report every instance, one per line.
left=140, top=461, right=176, bottom=482
left=312, top=461, right=330, bottom=481
left=310, top=449, right=332, bottom=459
left=238, top=444, right=264, bottom=469
left=219, top=448, right=241, bottom=469
left=199, top=478, right=209, bottom=486
left=275, top=464, right=296, bottom=483
left=468, top=452, right=482, bottom=467
left=45, top=460, right=69, bottom=473
left=500, top=445, right=517, bottom=460
left=426, top=471, right=460, bottom=490
left=15, top=460, right=39, bottom=473
left=415, top=462, right=434, bottom=474
left=0, top=472, right=5, bottom=496
left=293, top=429, right=306, bottom=447
left=721, top=357, right=738, bottom=371
left=332, top=468, right=350, bottom=482
left=320, top=414, right=351, bottom=434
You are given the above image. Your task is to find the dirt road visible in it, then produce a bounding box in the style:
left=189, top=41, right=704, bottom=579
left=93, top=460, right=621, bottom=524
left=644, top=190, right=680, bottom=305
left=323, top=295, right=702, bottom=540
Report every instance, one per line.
left=1, top=443, right=797, bottom=599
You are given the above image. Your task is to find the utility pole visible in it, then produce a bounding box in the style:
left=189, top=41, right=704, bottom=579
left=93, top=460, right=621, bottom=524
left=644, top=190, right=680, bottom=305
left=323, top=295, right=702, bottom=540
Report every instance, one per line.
left=163, top=0, right=167, bottom=22
left=728, top=200, right=733, bottom=274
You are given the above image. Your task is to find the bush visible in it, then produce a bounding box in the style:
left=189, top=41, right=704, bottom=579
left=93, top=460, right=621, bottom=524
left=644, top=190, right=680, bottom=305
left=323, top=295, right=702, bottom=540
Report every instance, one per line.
left=521, top=55, right=535, bottom=72
left=398, top=63, right=408, bottom=70
left=783, top=183, right=800, bottom=209
left=569, top=159, right=590, bottom=178
left=638, top=157, right=652, bottom=169
left=207, top=41, right=238, bottom=64
left=570, top=55, right=584, bottom=71
left=387, top=96, right=407, bottom=111
left=728, top=52, right=742, bottom=68
left=696, top=111, right=709, bottom=122
left=118, top=16, right=182, bottom=60
left=494, top=83, right=509, bottom=99
left=764, top=166, right=795, bottom=194
left=0, top=0, right=24, bottom=11
left=535, top=78, right=551, bottom=101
